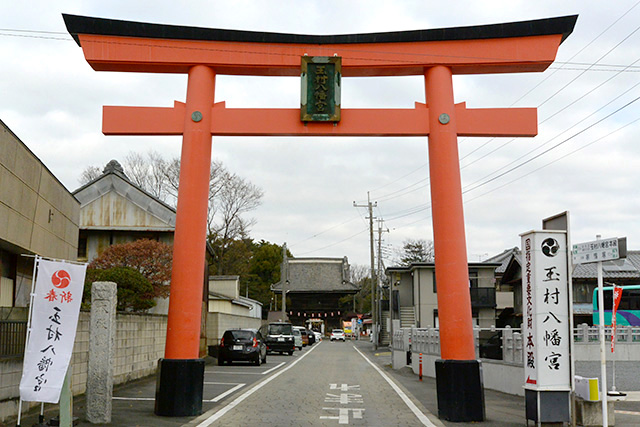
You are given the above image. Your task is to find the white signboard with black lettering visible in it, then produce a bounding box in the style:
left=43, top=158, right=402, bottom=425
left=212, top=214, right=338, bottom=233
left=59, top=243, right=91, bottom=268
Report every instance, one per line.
left=521, top=231, right=570, bottom=391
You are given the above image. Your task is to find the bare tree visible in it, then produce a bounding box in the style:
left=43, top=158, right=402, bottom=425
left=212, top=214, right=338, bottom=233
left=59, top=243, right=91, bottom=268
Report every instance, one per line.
left=78, top=165, right=102, bottom=185
left=209, top=172, right=264, bottom=273
left=394, top=238, right=435, bottom=266
left=78, top=151, right=264, bottom=274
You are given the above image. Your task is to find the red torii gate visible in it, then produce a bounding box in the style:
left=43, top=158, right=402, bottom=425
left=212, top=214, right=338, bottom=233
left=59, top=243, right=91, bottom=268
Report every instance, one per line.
left=64, top=14, right=576, bottom=421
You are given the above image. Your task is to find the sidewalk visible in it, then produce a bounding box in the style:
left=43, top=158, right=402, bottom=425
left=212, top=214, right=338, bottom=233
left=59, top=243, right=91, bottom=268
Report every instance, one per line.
left=352, top=339, right=640, bottom=427
left=352, top=340, right=524, bottom=426
left=9, top=343, right=640, bottom=426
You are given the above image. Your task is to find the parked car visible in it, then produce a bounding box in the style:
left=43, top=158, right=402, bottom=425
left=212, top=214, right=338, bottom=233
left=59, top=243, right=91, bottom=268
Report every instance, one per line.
left=307, top=328, right=315, bottom=345
left=294, top=326, right=309, bottom=346
left=218, top=329, right=267, bottom=366
left=479, top=332, right=502, bottom=360
left=259, top=322, right=295, bottom=355
left=330, top=329, right=346, bottom=341
left=292, top=327, right=303, bottom=350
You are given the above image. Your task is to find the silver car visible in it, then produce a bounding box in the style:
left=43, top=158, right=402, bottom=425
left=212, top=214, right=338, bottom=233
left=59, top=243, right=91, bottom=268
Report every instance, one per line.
left=292, top=327, right=303, bottom=350
left=330, top=329, right=346, bottom=341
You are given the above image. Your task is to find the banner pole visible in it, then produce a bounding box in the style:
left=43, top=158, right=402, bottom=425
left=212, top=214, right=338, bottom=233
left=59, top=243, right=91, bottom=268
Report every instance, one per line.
left=16, top=255, right=42, bottom=426
left=596, top=235, right=608, bottom=427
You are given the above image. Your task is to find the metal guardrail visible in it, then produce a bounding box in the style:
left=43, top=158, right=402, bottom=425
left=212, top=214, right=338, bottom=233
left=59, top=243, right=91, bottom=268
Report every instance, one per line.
left=0, top=320, right=27, bottom=358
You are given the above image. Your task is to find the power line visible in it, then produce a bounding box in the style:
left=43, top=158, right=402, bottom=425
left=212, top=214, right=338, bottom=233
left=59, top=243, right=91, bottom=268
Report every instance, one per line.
left=378, top=18, right=640, bottom=204
left=461, top=95, right=640, bottom=195
left=463, top=76, right=640, bottom=190
left=289, top=215, right=361, bottom=247
left=462, top=115, right=640, bottom=205
left=0, top=28, right=68, bottom=35
left=391, top=110, right=640, bottom=230
left=295, top=226, right=368, bottom=256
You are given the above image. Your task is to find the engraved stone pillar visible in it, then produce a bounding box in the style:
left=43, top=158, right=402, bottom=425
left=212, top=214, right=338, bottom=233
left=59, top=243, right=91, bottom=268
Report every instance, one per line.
left=86, top=282, right=117, bottom=424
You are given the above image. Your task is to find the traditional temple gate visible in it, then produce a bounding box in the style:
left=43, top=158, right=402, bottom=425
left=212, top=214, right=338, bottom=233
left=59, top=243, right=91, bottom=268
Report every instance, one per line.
left=64, top=14, right=576, bottom=421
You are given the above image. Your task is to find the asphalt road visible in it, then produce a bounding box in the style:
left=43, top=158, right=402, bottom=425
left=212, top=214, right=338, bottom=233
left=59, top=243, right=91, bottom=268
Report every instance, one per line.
left=10, top=340, right=640, bottom=426
left=188, top=339, right=439, bottom=426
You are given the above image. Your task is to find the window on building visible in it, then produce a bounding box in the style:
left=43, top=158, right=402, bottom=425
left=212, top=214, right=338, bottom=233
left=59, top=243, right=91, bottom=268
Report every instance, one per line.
left=573, top=283, right=594, bottom=303
left=432, top=270, right=437, bottom=293
left=469, top=269, right=478, bottom=288
left=77, top=234, right=87, bottom=259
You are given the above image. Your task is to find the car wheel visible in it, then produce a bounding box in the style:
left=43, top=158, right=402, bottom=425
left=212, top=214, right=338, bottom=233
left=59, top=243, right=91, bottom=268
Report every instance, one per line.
left=288, top=350, right=294, bottom=356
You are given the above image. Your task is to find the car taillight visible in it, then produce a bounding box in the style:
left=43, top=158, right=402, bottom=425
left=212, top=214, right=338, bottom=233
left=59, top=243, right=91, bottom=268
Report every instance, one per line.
left=252, top=337, right=258, bottom=348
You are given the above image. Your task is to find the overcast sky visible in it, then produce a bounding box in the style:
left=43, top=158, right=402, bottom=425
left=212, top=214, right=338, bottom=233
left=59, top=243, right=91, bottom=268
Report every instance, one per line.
left=2, top=1, right=640, bottom=269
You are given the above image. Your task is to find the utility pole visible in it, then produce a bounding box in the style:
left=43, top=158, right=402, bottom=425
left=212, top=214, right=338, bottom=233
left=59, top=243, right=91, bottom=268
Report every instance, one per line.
left=281, top=243, right=288, bottom=322
left=377, top=218, right=389, bottom=347
left=353, top=192, right=377, bottom=349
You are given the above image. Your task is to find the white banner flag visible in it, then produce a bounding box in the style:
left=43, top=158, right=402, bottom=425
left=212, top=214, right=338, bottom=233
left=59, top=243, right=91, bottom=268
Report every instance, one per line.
left=19, top=258, right=86, bottom=403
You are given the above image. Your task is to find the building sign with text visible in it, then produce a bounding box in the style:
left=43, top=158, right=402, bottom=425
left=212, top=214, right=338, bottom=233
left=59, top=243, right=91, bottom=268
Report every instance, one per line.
left=301, top=56, right=341, bottom=122
left=521, top=230, right=570, bottom=391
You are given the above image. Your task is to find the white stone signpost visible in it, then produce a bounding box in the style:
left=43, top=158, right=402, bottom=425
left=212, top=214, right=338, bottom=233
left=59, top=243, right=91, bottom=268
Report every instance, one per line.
left=521, top=230, right=571, bottom=424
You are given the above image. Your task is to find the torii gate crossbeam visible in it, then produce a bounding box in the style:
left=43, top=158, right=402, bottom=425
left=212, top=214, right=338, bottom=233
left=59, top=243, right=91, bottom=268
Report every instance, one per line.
left=64, top=13, right=576, bottom=422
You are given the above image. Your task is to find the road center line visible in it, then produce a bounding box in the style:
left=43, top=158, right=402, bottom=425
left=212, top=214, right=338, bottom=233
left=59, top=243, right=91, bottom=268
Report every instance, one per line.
left=195, top=342, right=321, bottom=426
left=353, top=345, right=437, bottom=427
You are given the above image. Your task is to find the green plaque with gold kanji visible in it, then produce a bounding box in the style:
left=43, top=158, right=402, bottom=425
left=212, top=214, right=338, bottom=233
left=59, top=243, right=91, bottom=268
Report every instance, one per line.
left=301, top=56, right=341, bottom=122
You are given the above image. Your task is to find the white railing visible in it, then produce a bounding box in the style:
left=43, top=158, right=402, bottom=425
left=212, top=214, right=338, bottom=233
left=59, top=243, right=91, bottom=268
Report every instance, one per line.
left=406, top=324, right=640, bottom=365
left=573, top=323, right=640, bottom=343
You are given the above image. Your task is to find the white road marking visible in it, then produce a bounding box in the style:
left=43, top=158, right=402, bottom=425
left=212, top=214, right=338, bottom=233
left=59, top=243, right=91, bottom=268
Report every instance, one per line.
left=205, top=371, right=265, bottom=375
left=195, top=342, right=320, bottom=426
left=320, top=407, right=365, bottom=424
left=329, top=383, right=360, bottom=391
left=205, top=361, right=286, bottom=376
left=325, top=393, right=363, bottom=404
left=210, top=383, right=245, bottom=402
left=112, top=397, right=155, bottom=401
left=261, top=361, right=285, bottom=375
left=204, top=382, right=242, bottom=385
left=353, top=345, right=437, bottom=427
left=112, top=383, right=246, bottom=403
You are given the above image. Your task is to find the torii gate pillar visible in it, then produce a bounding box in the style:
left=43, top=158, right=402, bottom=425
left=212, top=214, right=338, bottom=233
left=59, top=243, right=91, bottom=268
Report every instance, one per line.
left=64, top=13, right=577, bottom=421
left=425, top=65, right=483, bottom=419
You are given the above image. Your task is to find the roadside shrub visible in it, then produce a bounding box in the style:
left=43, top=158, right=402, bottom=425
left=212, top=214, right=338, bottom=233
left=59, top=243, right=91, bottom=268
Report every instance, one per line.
left=83, top=266, right=156, bottom=312
left=88, top=239, right=172, bottom=298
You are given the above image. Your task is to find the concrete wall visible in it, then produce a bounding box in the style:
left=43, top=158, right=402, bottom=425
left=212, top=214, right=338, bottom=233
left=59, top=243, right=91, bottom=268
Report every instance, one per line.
left=208, top=300, right=255, bottom=317
left=0, top=121, right=79, bottom=262
left=415, top=269, right=437, bottom=327
left=209, top=277, right=240, bottom=300
left=0, top=312, right=166, bottom=423
left=205, top=312, right=262, bottom=348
